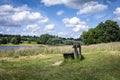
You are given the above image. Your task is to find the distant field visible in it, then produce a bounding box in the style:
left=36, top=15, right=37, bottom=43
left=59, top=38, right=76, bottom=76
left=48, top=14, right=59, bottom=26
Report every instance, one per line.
left=0, top=42, right=120, bottom=80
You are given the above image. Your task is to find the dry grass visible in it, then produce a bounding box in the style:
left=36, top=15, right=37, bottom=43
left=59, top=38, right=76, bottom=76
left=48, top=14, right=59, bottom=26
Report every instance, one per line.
left=82, top=42, right=120, bottom=55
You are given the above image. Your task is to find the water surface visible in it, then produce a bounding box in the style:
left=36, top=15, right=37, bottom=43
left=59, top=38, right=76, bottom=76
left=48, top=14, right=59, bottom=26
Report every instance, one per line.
left=0, top=46, right=29, bottom=50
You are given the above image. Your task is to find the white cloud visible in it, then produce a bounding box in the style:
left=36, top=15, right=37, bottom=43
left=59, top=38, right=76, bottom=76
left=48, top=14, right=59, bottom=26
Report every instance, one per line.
left=28, top=12, right=42, bottom=20
left=22, top=24, right=41, bottom=36
left=114, top=7, right=120, bottom=21
left=63, top=17, right=89, bottom=32
left=77, top=1, right=108, bottom=15
left=58, top=31, right=72, bottom=38
left=41, top=0, right=96, bottom=9
left=45, top=24, right=55, bottom=30
left=12, top=11, right=28, bottom=22
left=63, top=17, right=85, bottom=27
left=0, top=4, right=49, bottom=27
left=0, top=4, right=29, bottom=13
left=0, top=4, right=55, bottom=36
left=25, top=24, right=40, bottom=31
left=41, top=0, right=63, bottom=6
left=41, top=0, right=107, bottom=16
left=72, top=24, right=88, bottom=32
left=114, top=7, right=120, bottom=15
left=58, top=32, right=69, bottom=36
left=0, top=31, right=3, bottom=34
left=57, top=10, right=64, bottom=15
left=37, top=17, right=48, bottom=24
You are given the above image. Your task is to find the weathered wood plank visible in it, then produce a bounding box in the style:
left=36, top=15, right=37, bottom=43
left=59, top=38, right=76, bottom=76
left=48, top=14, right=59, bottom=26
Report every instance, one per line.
left=63, top=52, right=75, bottom=59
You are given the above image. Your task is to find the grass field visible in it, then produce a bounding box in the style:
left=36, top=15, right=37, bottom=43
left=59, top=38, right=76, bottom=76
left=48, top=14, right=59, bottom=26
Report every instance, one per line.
left=0, top=42, right=120, bottom=80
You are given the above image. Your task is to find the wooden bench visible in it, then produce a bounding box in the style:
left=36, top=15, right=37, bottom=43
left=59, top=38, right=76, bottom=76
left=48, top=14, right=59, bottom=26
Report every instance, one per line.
left=63, top=52, right=75, bottom=59
left=63, top=44, right=84, bottom=60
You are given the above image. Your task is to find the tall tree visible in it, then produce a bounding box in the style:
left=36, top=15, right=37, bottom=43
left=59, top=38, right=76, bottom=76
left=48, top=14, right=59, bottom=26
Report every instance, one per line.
left=81, top=20, right=120, bottom=45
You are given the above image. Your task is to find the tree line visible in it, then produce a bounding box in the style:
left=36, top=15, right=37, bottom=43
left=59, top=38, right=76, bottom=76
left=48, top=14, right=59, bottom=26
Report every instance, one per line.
left=0, top=34, right=80, bottom=45
left=81, top=20, right=120, bottom=45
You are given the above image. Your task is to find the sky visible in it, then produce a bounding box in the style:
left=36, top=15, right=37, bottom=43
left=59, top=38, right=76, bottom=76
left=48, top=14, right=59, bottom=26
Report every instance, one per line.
left=0, top=0, right=120, bottom=38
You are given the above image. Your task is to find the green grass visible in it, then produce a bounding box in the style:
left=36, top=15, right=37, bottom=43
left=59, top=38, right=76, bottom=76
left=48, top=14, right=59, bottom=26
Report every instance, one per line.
left=0, top=42, right=120, bottom=80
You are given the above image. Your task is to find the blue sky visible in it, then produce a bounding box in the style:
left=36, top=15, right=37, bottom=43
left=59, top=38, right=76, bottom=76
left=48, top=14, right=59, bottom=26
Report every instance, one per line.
left=0, top=0, right=120, bottom=38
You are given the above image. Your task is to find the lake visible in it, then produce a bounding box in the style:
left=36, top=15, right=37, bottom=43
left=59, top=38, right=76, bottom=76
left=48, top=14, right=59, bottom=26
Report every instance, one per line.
left=0, top=46, right=30, bottom=50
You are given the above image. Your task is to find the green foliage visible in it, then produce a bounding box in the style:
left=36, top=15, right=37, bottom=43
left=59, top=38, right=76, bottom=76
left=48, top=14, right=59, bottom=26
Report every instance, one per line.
left=37, top=34, right=54, bottom=44
left=15, top=35, right=21, bottom=43
left=81, top=20, right=120, bottom=45
left=0, top=34, right=81, bottom=45
left=46, top=38, right=63, bottom=45
left=0, top=39, right=1, bottom=44
left=0, top=38, right=8, bottom=44
left=10, top=35, right=21, bottom=44
left=63, top=40, right=81, bottom=45
left=28, top=39, right=31, bottom=44
left=63, top=40, right=74, bottom=45
left=10, top=37, right=18, bottom=44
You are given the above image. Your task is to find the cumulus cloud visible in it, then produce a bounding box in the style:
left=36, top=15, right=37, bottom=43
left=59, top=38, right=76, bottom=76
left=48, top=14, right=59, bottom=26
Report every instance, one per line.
left=57, top=10, right=64, bottom=16
left=58, top=32, right=69, bottom=36
left=114, top=7, right=120, bottom=21
left=114, top=7, right=120, bottom=15
left=24, top=24, right=40, bottom=32
left=77, top=1, right=108, bottom=15
left=0, top=4, right=53, bottom=36
left=0, top=4, right=48, bottom=27
left=41, top=0, right=107, bottom=15
left=45, top=24, right=55, bottom=30
left=63, top=17, right=88, bottom=32
left=41, top=0, right=96, bottom=9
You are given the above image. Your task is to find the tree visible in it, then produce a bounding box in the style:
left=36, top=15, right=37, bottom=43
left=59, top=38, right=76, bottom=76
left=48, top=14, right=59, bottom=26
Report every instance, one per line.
left=28, top=39, right=31, bottom=44
left=46, top=38, right=63, bottom=45
left=1, top=38, right=8, bottom=44
left=81, top=20, right=120, bottom=45
left=11, top=37, right=18, bottom=44
left=15, top=35, right=21, bottom=43
left=63, top=40, right=74, bottom=45
left=37, top=34, right=54, bottom=44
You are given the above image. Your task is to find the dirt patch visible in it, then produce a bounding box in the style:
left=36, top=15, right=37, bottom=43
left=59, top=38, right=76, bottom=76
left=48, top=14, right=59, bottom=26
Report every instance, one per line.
left=0, top=54, right=55, bottom=61
left=52, top=61, right=62, bottom=66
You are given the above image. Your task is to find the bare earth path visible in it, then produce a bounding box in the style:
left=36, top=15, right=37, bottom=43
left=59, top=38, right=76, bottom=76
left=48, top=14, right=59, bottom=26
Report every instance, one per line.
left=52, top=61, right=62, bottom=66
